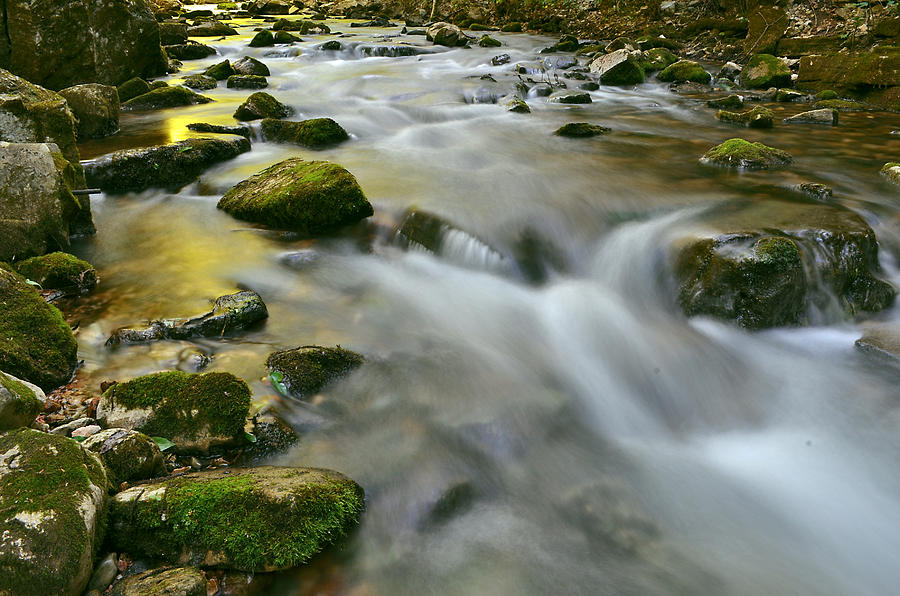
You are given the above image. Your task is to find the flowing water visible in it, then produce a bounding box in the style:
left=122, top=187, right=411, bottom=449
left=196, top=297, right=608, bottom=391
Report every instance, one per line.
left=70, top=11, right=900, bottom=595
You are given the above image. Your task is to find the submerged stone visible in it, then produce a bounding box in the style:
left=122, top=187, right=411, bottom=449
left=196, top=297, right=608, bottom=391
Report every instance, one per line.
left=554, top=122, right=611, bottom=137
left=784, top=108, right=838, bottom=125
left=233, top=92, right=292, bottom=121
left=121, top=86, right=213, bottom=111
left=260, top=117, right=349, bottom=148
left=882, top=162, right=900, bottom=187
left=700, top=138, right=792, bottom=170
left=233, top=56, right=270, bottom=76
left=266, top=345, right=364, bottom=397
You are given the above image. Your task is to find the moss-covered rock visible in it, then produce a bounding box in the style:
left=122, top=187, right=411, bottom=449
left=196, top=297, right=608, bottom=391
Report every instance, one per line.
left=266, top=345, right=364, bottom=397
left=57, top=84, right=119, bottom=140
left=246, top=0, right=292, bottom=14
left=233, top=91, right=292, bottom=121
left=204, top=60, right=234, bottom=81
left=116, top=77, right=152, bottom=103
left=776, top=88, right=805, bottom=102
left=0, top=371, right=43, bottom=431
left=672, top=200, right=896, bottom=327
left=588, top=49, right=644, bottom=86
left=149, top=80, right=169, bottom=90
left=554, top=122, right=611, bottom=137
left=275, top=30, right=301, bottom=44
left=217, top=159, right=373, bottom=233
left=109, top=567, right=206, bottom=596
left=882, top=162, right=900, bottom=187
left=0, top=429, right=108, bottom=596
left=657, top=60, right=710, bottom=84
left=640, top=47, right=678, bottom=73
left=813, top=99, right=872, bottom=112
left=260, top=117, right=349, bottom=149
left=797, top=51, right=900, bottom=109
left=499, top=95, right=530, bottom=113
left=81, top=428, right=166, bottom=485
left=249, top=29, right=275, bottom=48
left=548, top=90, right=592, bottom=104
left=233, top=56, right=270, bottom=76
left=478, top=34, right=502, bottom=48
left=500, top=22, right=523, bottom=33
left=246, top=413, right=299, bottom=462
left=740, top=54, right=792, bottom=89
left=107, top=466, right=364, bottom=571
left=96, top=371, right=251, bottom=454
left=106, top=289, right=268, bottom=346
left=187, top=21, right=237, bottom=36
left=270, top=18, right=329, bottom=34
left=83, top=136, right=250, bottom=194
left=226, top=75, right=269, bottom=89
left=164, top=42, right=217, bottom=61
left=816, top=89, right=838, bottom=100
left=159, top=22, right=188, bottom=46
left=121, top=86, right=213, bottom=111
left=186, top=122, right=251, bottom=138
left=715, top=106, right=774, bottom=128
left=182, top=74, right=217, bottom=90
left=14, top=252, right=98, bottom=294
left=707, top=94, right=744, bottom=109
left=784, top=108, right=838, bottom=125
left=700, top=138, right=792, bottom=170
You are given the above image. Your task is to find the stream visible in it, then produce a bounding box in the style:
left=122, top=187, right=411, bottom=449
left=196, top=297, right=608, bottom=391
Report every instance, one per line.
left=71, top=10, right=900, bottom=595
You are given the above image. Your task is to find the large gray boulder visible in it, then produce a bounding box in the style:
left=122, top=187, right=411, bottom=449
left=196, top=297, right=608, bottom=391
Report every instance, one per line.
left=588, top=49, right=644, bottom=85
left=58, top=84, right=120, bottom=140
left=0, top=429, right=109, bottom=596
left=426, top=22, right=469, bottom=47
left=0, top=0, right=167, bottom=90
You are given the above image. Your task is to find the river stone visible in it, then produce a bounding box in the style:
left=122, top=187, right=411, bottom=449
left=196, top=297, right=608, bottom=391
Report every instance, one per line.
left=109, top=567, right=206, bottom=596
left=882, top=162, right=900, bottom=187
left=247, top=413, right=299, bottom=461
left=116, top=77, right=151, bottom=103
left=554, top=122, right=610, bottom=137
left=121, top=86, right=213, bottom=111
left=813, top=99, right=872, bottom=112
left=57, top=84, right=119, bottom=140
left=588, top=49, right=644, bottom=86
left=81, top=428, right=166, bottom=485
left=640, top=47, right=678, bottom=73
left=0, top=429, right=109, bottom=596
left=260, top=117, right=349, bottom=148
left=218, top=158, right=373, bottom=233
left=87, top=552, right=118, bottom=593
left=276, top=30, right=301, bottom=44
left=266, top=345, right=364, bottom=397
left=797, top=51, right=900, bottom=110
left=707, top=94, right=744, bottom=109
left=187, top=21, right=237, bottom=36
left=478, top=34, right=502, bottom=48
left=0, top=0, right=167, bottom=90
left=740, top=54, right=792, bottom=89
left=106, top=289, right=268, bottom=346
left=499, top=95, right=530, bottom=113
left=247, top=0, right=292, bottom=14
left=159, top=22, right=188, bottom=46
left=715, top=106, right=774, bottom=128
left=855, top=323, right=900, bottom=362
left=83, top=136, right=250, bottom=194
left=0, top=371, right=43, bottom=431
left=107, top=466, right=364, bottom=571
left=427, top=22, right=469, bottom=47
left=14, top=252, right=98, bottom=294
left=559, top=481, right=659, bottom=555
left=270, top=18, right=329, bottom=34
left=227, top=75, right=268, bottom=89
left=657, top=60, right=711, bottom=84
left=249, top=30, right=276, bottom=48
left=182, top=74, right=217, bottom=90
left=776, top=88, right=806, bottom=102
left=0, top=69, right=80, bottom=163
left=672, top=200, right=896, bottom=328
left=164, top=42, right=217, bottom=61
left=700, top=138, right=791, bottom=170
left=96, top=371, right=251, bottom=454
left=233, top=91, right=292, bottom=121
left=548, top=90, right=592, bottom=104
left=784, top=108, right=837, bottom=125
left=186, top=122, right=251, bottom=138
left=233, top=56, right=270, bottom=76
left=204, top=60, right=234, bottom=81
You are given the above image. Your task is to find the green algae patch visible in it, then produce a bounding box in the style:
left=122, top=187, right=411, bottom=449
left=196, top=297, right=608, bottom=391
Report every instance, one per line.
left=266, top=345, right=364, bottom=397
left=260, top=117, right=349, bottom=149
left=700, top=138, right=792, bottom=170
left=657, top=59, right=710, bottom=84
left=14, top=252, right=97, bottom=293
left=813, top=99, right=872, bottom=111
left=217, top=158, right=373, bottom=234
left=107, top=466, right=365, bottom=572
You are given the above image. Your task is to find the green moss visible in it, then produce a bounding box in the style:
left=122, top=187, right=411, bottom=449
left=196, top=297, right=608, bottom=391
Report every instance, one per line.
left=715, top=106, right=774, bottom=128
left=102, top=371, right=251, bottom=443
left=260, top=117, right=349, bottom=149
left=575, top=44, right=604, bottom=56
left=478, top=34, right=502, bottom=48
left=116, top=77, right=151, bottom=103
left=640, top=47, right=678, bottom=73
left=233, top=92, right=291, bottom=121
left=14, top=252, right=97, bottom=292
left=813, top=99, right=870, bottom=111
left=204, top=60, right=235, bottom=81
left=249, top=30, right=275, bottom=48
left=226, top=75, right=269, bottom=89
left=701, top=138, right=792, bottom=170
left=0, top=371, right=42, bottom=422
left=554, top=122, right=611, bottom=138
left=500, top=22, right=523, bottom=32
left=741, top=53, right=792, bottom=89
left=275, top=30, right=300, bottom=44
left=217, top=2, right=238, bottom=8
left=816, top=89, right=838, bottom=100
left=657, top=59, right=710, bottom=84
left=183, top=74, right=217, bottom=90
left=122, top=86, right=213, bottom=111
left=754, top=237, right=800, bottom=268
left=266, top=346, right=364, bottom=397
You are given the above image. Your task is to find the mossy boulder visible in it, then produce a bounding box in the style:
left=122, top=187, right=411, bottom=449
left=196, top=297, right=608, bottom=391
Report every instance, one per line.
left=260, top=117, right=349, bottom=149
left=478, top=35, right=502, bottom=48
left=813, top=99, right=872, bottom=112
left=226, top=74, right=269, bottom=89
left=249, top=29, right=275, bottom=48
left=204, top=59, right=235, bottom=81
left=233, top=56, right=270, bottom=76
left=164, top=42, right=217, bottom=61
left=882, top=162, right=900, bottom=187
left=817, top=89, right=838, bottom=100
left=0, top=371, right=43, bottom=431
left=700, top=138, right=791, bottom=170
left=554, top=122, right=611, bottom=137
left=707, top=94, right=744, bottom=109
left=0, top=429, right=109, bottom=596
left=715, top=106, right=774, bottom=128
left=182, top=74, right=217, bottom=90
left=0, top=68, right=80, bottom=163
left=109, top=567, right=206, bottom=596
left=121, top=86, right=213, bottom=111
left=83, top=136, right=250, bottom=194
left=275, top=30, right=301, bottom=44
left=158, top=22, right=188, bottom=46
left=57, top=84, right=119, bottom=140
left=588, top=49, right=644, bottom=86
left=149, top=80, right=169, bottom=90
left=426, top=22, right=469, bottom=47
left=640, top=47, right=678, bottom=73
left=500, top=22, right=523, bottom=33
left=657, top=60, right=710, bottom=84
left=548, top=90, right=592, bottom=104
left=107, top=466, right=364, bottom=571
left=266, top=345, right=364, bottom=397
left=96, top=371, right=251, bottom=454
left=797, top=52, right=900, bottom=110
left=233, top=91, right=292, bottom=121
left=13, top=252, right=98, bottom=294
left=740, top=54, right=792, bottom=89
left=106, top=290, right=268, bottom=346
left=187, top=21, right=238, bottom=36
left=116, top=77, right=151, bottom=103
left=81, top=428, right=166, bottom=485
left=217, top=159, right=373, bottom=234
left=784, top=108, right=838, bottom=125
left=672, top=200, right=896, bottom=327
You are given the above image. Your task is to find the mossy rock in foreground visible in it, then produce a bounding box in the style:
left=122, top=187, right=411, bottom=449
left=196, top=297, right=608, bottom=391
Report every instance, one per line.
left=0, top=429, right=109, bottom=596
left=0, top=371, right=44, bottom=431
left=260, top=117, right=349, bottom=149
left=0, top=264, right=77, bottom=391
left=14, top=251, right=97, bottom=294
left=657, top=60, right=710, bottom=84
left=95, top=371, right=252, bottom=454
left=266, top=345, right=364, bottom=397
left=700, top=138, right=792, bottom=170
left=217, top=158, right=373, bottom=234
left=107, top=466, right=365, bottom=572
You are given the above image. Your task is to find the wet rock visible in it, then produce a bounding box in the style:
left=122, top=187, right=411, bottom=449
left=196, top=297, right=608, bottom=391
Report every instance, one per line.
left=58, top=84, right=119, bottom=140
left=109, top=566, right=206, bottom=596
left=186, top=122, right=252, bottom=138
left=658, top=59, right=710, bottom=84
left=96, top=371, right=251, bottom=454
left=0, top=0, right=166, bottom=90
left=0, top=69, right=80, bottom=162
left=149, top=80, right=169, bottom=90
left=491, top=54, right=510, bottom=66
left=813, top=99, right=872, bottom=112
left=543, top=55, right=577, bottom=70
left=13, top=251, right=96, bottom=294
left=588, top=49, right=644, bottom=86
left=499, top=95, right=530, bottom=113
left=204, top=60, right=234, bottom=81
left=797, top=52, right=900, bottom=110
left=187, top=21, right=237, bottom=36
left=227, top=75, right=268, bottom=89
left=217, top=158, right=373, bottom=233
left=640, top=47, right=678, bottom=73
left=672, top=200, right=896, bottom=327
left=266, top=345, right=364, bottom=397
left=579, top=82, right=600, bottom=91
left=50, top=417, right=96, bottom=436
left=270, top=18, right=329, bottom=34
left=87, top=553, right=118, bottom=593
left=743, top=6, right=788, bottom=55
left=116, top=77, right=151, bottom=103
left=320, top=40, right=342, bottom=50
left=0, top=264, right=76, bottom=391
left=107, top=466, right=364, bottom=571
left=275, top=30, right=301, bottom=44
left=233, top=91, right=292, bottom=121
left=83, top=136, right=250, bottom=194
left=882, top=162, right=900, bottom=187
left=82, top=428, right=166, bottom=484
left=159, top=22, right=188, bottom=46
left=500, top=22, right=523, bottom=32
left=165, top=42, right=218, bottom=60
left=554, top=122, right=610, bottom=137
left=121, top=86, right=212, bottom=111
left=527, top=83, right=553, bottom=97
left=182, top=74, right=217, bottom=90
left=740, top=54, right=792, bottom=89
left=776, top=88, right=805, bottom=102
left=0, top=429, right=108, bottom=596
left=700, top=138, right=791, bottom=170
left=784, top=108, right=837, bottom=125
left=246, top=0, right=292, bottom=15
left=351, top=17, right=395, bottom=27
left=106, top=289, right=268, bottom=346
left=427, top=22, right=469, bottom=47
left=233, top=56, right=270, bottom=76
left=715, top=106, right=774, bottom=128
left=0, top=371, right=43, bottom=431
left=246, top=413, right=299, bottom=461
left=548, top=90, right=592, bottom=104
left=856, top=323, right=900, bottom=362
left=795, top=182, right=833, bottom=201
left=260, top=117, right=348, bottom=148
left=249, top=29, right=275, bottom=48
left=478, top=34, right=501, bottom=48
left=706, top=94, right=744, bottom=109
left=718, top=61, right=742, bottom=80
left=559, top=481, right=659, bottom=555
